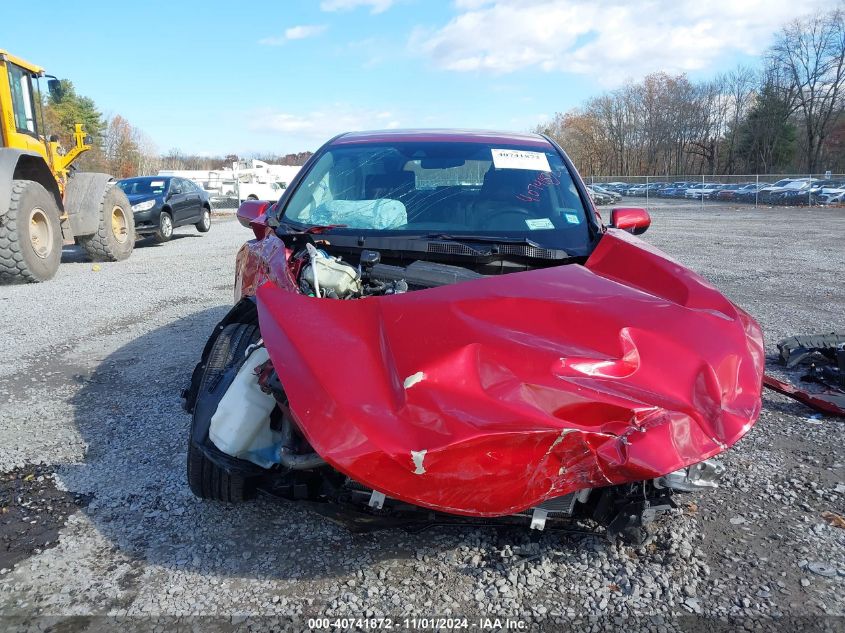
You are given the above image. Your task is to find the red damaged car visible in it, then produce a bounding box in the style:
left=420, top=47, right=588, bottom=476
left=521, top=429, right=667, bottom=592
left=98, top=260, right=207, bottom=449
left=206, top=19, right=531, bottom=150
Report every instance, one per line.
left=182, top=129, right=764, bottom=541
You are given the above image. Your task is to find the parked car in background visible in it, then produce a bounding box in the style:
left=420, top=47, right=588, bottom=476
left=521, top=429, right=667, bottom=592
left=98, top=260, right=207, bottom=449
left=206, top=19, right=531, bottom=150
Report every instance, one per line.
left=685, top=183, right=722, bottom=199
left=757, top=178, right=809, bottom=204
left=818, top=189, right=845, bottom=205
left=588, top=184, right=622, bottom=203
left=586, top=185, right=614, bottom=205
left=682, top=183, right=705, bottom=198
left=734, top=182, right=769, bottom=203
left=601, top=182, right=629, bottom=194
left=713, top=184, right=747, bottom=201
left=644, top=183, right=668, bottom=196
left=658, top=182, right=692, bottom=198
left=118, top=176, right=212, bottom=243
left=771, top=179, right=822, bottom=206
left=808, top=180, right=845, bottom=205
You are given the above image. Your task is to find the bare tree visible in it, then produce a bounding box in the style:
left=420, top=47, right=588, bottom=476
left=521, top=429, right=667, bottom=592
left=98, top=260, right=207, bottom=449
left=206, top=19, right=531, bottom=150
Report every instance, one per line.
left=769, top=7, right=845, bottom=172
left=720, top=66, right=757, bottom=173
left=133, top=129, right=160, bottom=176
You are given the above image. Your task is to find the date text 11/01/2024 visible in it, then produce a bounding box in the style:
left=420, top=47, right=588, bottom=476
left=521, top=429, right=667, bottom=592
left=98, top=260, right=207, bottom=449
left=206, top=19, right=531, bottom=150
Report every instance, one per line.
left=307, top=617, right=528, bottom=630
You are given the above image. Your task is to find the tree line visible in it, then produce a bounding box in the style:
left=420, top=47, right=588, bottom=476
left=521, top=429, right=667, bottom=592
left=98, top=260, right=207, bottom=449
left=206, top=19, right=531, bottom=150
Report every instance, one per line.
left=38, top=83, right=313, bottom=178
left=535, top=8, right=845, bottom=177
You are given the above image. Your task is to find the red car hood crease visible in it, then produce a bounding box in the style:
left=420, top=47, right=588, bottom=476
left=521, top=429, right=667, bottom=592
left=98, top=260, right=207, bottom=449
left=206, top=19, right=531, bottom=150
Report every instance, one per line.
left=249, top=229, right=764, bottom=517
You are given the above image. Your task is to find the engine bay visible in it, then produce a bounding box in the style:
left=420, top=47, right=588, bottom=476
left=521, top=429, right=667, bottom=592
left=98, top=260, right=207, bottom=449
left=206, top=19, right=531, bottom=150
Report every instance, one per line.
left=294, top=244, right=487, bottom=299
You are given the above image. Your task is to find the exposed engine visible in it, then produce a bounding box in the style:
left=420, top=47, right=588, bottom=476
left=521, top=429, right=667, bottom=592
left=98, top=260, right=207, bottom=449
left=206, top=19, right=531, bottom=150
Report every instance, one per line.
left=296, top=245, right=485, bottom=299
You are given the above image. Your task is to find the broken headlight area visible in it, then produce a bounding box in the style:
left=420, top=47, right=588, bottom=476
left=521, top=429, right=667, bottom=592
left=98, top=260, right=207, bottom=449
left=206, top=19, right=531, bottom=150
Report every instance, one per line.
left=193, top=334, right=721, bottom=545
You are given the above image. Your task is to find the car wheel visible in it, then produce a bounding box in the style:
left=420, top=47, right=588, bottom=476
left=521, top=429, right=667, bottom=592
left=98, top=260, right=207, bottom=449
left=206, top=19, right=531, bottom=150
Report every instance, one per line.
left=154, top=211, right=173, bottom=243
left=187, top=322, right=261, bottom=502
left=195, top=208, right=211, bottom=233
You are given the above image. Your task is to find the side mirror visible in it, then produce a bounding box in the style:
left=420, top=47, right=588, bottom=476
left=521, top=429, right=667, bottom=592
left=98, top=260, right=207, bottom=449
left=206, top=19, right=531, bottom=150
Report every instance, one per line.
left=609, top=207, right=651, bottom=235
left=47, top=78, right=64, bottom=101
left=236, top=199, right=271, bottom=229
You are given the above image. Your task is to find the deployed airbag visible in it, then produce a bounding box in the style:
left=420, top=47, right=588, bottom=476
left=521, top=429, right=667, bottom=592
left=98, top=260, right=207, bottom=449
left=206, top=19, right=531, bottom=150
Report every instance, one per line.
left=311, top=199, right=407, bottom=230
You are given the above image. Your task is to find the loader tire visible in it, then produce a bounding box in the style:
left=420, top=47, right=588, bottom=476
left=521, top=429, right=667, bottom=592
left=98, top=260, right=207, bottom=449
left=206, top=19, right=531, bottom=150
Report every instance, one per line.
left=0, top=180, right=62, bottom=284
left=187, top=322, right=261, bottom=502
left=78, top=184, right=135, bottom=262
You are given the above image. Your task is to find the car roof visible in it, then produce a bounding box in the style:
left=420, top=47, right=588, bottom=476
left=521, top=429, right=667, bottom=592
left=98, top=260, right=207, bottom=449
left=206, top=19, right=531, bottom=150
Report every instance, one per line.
left=330, top=128, right=552, bottom=148
left=120, top=176, right=171, bottom=181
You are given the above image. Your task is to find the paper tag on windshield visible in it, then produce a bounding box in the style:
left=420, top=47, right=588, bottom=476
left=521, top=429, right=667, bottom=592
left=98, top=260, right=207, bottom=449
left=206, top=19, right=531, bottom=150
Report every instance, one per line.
left=151, top=180, right=164, bottom=186
left=491, top=149, right=551, bottom=172
left=564, top=213, right=580, bottom=224
left=525, top=218, right=555, bottom=230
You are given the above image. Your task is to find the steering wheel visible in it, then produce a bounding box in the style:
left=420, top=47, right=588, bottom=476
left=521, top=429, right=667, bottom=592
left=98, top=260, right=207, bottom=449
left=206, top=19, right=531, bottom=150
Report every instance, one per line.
left=477, top=206, right=538, bottom=228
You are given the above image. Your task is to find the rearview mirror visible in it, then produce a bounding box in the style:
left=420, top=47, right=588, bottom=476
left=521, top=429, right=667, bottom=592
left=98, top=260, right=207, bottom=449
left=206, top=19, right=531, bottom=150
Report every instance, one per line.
left=609, top=207, right=651, bottom=235
left=420, top=157, right=466, bottom=169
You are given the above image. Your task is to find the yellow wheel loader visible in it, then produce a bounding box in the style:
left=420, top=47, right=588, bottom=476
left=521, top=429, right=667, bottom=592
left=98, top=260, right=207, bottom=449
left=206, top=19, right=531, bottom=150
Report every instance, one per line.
left=0, top=50, right=134, bottom=283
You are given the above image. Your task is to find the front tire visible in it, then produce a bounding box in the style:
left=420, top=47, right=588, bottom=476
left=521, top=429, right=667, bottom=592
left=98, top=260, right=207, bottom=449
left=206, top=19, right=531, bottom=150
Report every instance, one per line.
left=0, top=180, right=63, bottom=284
left=187, top=322, right=261, bottom=502
left=78, top=184, right=135, bottom=262
left=154, top=211, right=173, bottom=243
left=195, top=208, right=211, bottom=233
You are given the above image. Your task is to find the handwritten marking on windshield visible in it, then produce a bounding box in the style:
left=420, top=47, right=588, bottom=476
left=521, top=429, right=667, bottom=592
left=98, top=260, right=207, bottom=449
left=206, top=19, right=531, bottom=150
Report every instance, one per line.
left=517, top=172, right=560, bottom=203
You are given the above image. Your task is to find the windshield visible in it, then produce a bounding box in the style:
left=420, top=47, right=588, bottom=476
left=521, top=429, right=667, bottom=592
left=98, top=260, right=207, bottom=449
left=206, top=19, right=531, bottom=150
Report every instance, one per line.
left=281, top=141, right=593, bottom=253
left=119, top=178, right=168, bottom=196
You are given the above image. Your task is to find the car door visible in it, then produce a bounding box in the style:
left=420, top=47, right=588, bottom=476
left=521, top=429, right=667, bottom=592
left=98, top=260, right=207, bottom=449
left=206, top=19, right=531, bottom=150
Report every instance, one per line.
left=167, top=178, right=190, bottom=224
left=182, top=179, right=203, bottom=221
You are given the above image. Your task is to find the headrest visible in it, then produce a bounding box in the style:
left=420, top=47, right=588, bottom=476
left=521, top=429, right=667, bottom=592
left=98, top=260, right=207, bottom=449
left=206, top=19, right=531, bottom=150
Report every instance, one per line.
left=365, top=172, right=416, bottom=199
left=480, top=168, right=533, bottom=200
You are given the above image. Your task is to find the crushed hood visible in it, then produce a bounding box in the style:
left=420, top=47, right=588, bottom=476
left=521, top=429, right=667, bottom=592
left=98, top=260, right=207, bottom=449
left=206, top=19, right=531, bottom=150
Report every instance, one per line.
left=255, top=229, right=764, bottom=516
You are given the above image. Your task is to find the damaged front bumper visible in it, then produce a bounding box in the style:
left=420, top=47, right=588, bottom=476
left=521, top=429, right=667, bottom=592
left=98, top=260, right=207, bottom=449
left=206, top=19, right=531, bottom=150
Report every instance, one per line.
left=186, top=228, right=759, bottom=541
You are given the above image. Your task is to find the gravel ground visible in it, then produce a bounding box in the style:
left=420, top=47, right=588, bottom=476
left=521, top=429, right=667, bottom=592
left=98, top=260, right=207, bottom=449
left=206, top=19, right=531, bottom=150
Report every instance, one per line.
left=0, top=203, right=843, bottom=628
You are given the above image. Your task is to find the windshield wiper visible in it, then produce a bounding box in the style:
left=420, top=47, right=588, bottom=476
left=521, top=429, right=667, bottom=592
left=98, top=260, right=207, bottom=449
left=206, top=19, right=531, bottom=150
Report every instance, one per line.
left=419, top=233, right=544, bottom=248
left=279, top=222, right=347, bottom=234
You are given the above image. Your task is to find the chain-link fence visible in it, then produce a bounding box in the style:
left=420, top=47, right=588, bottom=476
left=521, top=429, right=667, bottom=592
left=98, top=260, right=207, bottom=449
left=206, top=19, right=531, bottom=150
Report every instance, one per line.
left=584, top=174, right=845, bottom=209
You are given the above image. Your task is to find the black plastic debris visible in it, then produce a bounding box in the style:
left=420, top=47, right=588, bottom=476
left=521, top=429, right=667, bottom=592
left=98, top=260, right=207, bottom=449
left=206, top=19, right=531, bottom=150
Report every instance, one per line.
left=762, top=333, right=845, bottom=417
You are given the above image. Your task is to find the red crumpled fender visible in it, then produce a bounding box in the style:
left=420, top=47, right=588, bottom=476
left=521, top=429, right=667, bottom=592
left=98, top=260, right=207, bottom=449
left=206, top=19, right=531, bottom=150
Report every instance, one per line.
left=250, top=229, right=764, bottom=517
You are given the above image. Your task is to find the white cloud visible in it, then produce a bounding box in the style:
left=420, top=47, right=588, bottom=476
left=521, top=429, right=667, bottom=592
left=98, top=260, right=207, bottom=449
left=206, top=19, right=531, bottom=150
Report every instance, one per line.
left=412, top=0, right=831, bottom=83
left=250, top=106, right=401, bottom=140
left=320, top=0, right=394, bottom=14
left=258, top=24, right=327, bottom=46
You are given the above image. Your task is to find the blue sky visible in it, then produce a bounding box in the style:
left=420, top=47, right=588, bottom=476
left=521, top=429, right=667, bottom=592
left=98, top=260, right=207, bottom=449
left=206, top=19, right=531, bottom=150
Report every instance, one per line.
left=3, top=0, right=831, bottom=156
